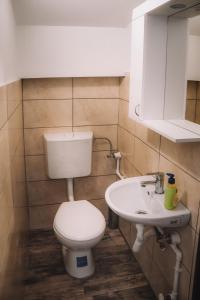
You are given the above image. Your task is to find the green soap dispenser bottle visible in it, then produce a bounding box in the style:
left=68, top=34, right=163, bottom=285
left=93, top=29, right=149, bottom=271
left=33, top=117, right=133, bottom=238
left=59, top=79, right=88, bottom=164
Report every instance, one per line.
left=164, top=173, right=177, bottom=210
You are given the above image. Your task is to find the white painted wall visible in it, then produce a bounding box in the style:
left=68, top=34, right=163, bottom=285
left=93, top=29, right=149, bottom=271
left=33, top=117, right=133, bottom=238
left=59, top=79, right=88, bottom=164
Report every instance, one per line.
left=16, top=25, right=131, bottom=78
left=12, top=0, right=144, bottom=27
left=0, top=0, right=18, bottom=86
left=187, top=35, right=200, bottom=81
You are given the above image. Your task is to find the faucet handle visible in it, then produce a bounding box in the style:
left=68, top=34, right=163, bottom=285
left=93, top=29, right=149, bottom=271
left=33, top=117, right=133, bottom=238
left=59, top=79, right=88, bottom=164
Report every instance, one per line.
left=146, top=172, right=164, bottom=194
left=146, top=172, right=164, bottom=180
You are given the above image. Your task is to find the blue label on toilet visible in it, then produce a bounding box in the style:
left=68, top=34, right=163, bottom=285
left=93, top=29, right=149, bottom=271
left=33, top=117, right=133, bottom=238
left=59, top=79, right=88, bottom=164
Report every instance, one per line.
left=77, top=256, right=88, bottom=267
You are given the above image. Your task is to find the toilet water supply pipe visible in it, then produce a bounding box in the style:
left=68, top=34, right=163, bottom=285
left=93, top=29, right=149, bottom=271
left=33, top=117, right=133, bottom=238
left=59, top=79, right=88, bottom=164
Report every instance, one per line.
left=67, top=178, right=74, bottom=202
left=113, top=154, right=183, bottom=300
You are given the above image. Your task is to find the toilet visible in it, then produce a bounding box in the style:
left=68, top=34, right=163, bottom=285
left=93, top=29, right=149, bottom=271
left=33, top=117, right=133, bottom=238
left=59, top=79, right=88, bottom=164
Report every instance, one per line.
left=44, top=131, right=106, bottom=279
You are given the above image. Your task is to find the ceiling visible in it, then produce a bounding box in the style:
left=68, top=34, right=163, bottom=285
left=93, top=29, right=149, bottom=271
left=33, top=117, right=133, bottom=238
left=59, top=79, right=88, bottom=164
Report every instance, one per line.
left=11, top=0, right=144, bottom=27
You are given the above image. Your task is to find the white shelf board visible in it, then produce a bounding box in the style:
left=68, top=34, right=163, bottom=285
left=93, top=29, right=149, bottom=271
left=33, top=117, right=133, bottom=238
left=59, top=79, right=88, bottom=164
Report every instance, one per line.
left=169, top=119, right=200, bottom=136
left=143, top=119, right=200, bottom=143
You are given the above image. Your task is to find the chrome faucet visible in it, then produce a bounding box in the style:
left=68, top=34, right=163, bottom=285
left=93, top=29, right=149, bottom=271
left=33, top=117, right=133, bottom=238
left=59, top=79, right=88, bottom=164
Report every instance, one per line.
left=141, top=172, right=164, bottom=194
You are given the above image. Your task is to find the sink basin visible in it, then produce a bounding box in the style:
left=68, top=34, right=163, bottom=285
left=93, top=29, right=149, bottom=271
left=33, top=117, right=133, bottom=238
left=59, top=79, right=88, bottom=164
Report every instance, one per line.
left=105, top=176, right=190, bottom=227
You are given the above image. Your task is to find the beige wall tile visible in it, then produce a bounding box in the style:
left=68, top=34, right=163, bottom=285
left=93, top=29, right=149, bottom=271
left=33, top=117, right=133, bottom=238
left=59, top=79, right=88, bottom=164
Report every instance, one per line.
left=0, top=81, right=27, bottom=300
left=119, top=75, right=129, bottom=101
left=25, top=155, right=48, bottom=181
left=187, top=81, right=197, bottom=100
left=23, top=99, right=72, bottom=128
left=7, top=80, right=22, bottom=118
left=119, top=218, right=132, bottom=246
left=73, top=77, right=119, bottom=99
left=160, top=137, right=200, bottom=180
left=73, top=125, right=118, bottom=151
left=150, top=261, right=171, bottom=297
left=10, top=146, right=27, bottom=208
left=0, top=85, right=7, bottom=129
left=195, top=100, right=200, bottom=124
left=185, top=100, right=196, bottom=122
left=91, top=151, right=116, bottom=176
left=74, top=175, right=116, bottom=200
left=177, top=226, right=196, bottom=273
left=89, top=198, right=108, bottom=221
left=118, top=126, right=134, bottom=164
left=29, top=204, right=60, bottom=229
left=120, top=157, right=141, bottom=178
left=134, top=246, right=153, bottom=283
left=197, top=81, right=200, bottom=99
left=134, top=138, right=159, bottom=175
left=27, top=180, right=67, bottom=206
left=135, top=121, right=160, bottom=151
left=23, top=78, right=72, bottom=100
left=159, top=155, right=200, bottom=229
left=24, top=127, right=72, bottom=155
left=179, top=266, right=191, bottom=300
left=73, top=98, right=118, bottom=126
left=0, top=125, right=13, bottom=237
left=8, top=105, right=23, bottom=160
left=119, top=99, right=135, bottom=134
left=189, top=233, right=199, bottom=299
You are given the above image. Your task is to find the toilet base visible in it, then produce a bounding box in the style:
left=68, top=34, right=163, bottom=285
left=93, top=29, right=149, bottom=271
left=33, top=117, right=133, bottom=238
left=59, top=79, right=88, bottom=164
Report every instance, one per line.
left=62, top=246, right=95, bottom=278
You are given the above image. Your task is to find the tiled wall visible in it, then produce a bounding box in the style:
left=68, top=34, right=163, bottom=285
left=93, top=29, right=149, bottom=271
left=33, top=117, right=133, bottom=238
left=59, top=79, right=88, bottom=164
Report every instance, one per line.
left=23, top=76, right=200, bottom=299
left=118, top=76, right=200, bottom=300
left=185, top=80, right=200, bottom=123
left=0, top=80, right=28, bottom=299
left=23, top=77, right=119, bottom=229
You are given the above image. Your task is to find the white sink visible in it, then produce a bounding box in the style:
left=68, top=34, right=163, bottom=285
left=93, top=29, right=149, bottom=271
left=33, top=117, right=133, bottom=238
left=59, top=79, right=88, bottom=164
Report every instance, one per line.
left=105, top=176, right=190, bottom=227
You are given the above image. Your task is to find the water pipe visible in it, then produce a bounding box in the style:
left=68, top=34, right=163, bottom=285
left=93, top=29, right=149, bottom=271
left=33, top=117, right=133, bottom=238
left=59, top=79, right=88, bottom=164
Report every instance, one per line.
left=133, top=225, right=182, bottom=300
left=113, top=152, right=126, bottom=180
left=132, top=224, right=156, bottom=253
left=67, top=178, right=74, bottom=202
left=158, top=232, right=182, bottom=300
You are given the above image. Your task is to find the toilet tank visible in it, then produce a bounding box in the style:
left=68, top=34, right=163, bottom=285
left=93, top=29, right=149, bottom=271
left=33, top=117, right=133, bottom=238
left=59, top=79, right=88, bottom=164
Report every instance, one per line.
left=44, top=131, right=93, bottom=179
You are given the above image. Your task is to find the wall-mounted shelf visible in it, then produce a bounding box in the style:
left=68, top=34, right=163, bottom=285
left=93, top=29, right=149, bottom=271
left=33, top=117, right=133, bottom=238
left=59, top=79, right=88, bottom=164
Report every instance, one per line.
left=143, top=119, right=200, bottom=143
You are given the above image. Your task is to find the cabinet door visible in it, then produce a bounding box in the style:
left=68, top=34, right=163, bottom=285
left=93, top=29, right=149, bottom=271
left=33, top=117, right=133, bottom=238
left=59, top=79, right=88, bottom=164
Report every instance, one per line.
left=129, top=14, right=167, bottom=121
left=129, top=15, right=145, bottom=121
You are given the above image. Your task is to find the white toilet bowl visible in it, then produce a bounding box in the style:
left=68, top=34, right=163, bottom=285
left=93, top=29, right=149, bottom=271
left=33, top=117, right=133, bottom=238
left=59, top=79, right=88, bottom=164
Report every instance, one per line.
left=53, top=200, right=106, bottom=278
left=44, top=131, right=106, bottom=278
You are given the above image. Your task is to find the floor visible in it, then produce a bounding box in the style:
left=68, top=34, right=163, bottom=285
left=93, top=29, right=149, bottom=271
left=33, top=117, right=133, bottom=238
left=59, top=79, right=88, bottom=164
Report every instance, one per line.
left=24, top=228, right=156, bottom=300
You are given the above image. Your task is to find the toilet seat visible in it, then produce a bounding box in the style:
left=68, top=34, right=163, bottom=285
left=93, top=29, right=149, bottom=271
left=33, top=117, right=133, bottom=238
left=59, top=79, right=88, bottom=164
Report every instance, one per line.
left=53, top=200, right=106, bottom=242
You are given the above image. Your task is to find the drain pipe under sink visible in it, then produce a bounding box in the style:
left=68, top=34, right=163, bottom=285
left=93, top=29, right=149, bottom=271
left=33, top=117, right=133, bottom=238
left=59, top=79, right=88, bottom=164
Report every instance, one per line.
left=132, top=224, right=156, bottom=253
left=158, top=232, right=182, bottom=300
left=132, top=224, right=182, bottom=300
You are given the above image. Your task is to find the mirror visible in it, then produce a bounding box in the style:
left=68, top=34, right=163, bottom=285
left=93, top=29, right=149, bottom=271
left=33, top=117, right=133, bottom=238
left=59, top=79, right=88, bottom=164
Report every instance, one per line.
left=185, top=15, right=200, bottom=124
left=165, top=4, right=200, bottom=124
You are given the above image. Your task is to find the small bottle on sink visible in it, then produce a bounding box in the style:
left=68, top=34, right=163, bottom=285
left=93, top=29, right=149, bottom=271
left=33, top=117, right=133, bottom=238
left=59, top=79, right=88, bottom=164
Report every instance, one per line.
left=164, top=173, right=177, bottom=210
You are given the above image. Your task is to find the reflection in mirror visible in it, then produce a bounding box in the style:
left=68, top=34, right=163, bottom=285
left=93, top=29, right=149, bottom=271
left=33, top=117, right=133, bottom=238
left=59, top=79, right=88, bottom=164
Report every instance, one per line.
left=185, top=81, right=200, bottom=124
left=185, top=14, right=200, bottom=124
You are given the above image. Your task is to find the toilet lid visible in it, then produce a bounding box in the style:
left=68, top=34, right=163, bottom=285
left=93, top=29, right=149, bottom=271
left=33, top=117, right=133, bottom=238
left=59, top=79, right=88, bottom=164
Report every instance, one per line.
left=53, top=200, right=106, bottom=242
